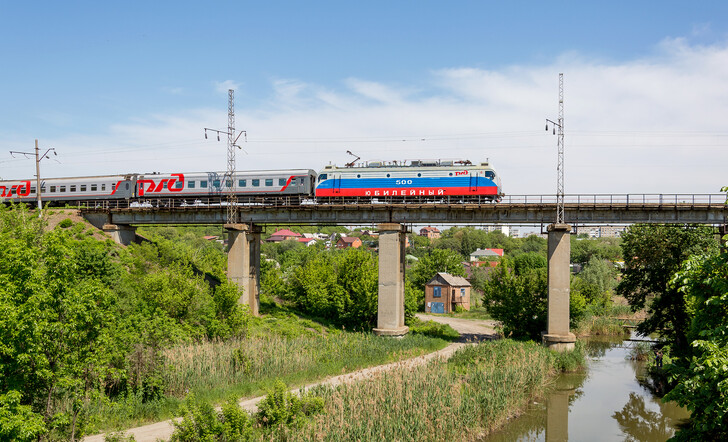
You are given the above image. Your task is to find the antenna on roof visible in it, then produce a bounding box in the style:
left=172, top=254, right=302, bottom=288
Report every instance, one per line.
left=345, top=150, right=360, bottom=168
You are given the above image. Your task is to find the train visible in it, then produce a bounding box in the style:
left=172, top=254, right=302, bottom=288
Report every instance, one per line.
left=0, top=159, right=502, bottom=205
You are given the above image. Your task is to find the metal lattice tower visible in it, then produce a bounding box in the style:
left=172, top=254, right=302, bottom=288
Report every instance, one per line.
left=556, top=73, right=565, bottom=224
left=227, top=89, right=237, bottom=224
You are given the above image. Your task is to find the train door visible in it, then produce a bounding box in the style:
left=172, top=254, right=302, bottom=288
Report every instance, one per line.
left=469, top=171, right=478, bottom=193
left=333, top=173, right=341, bottom=195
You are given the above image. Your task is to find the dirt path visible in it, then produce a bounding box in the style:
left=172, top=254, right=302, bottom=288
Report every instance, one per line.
left=84, top=316, right=497, bottom=441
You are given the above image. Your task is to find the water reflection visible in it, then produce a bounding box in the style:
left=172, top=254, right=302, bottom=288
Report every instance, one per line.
left=483, top=338, right=689, bottom=442
left=613, top=393, right=677, bottom=441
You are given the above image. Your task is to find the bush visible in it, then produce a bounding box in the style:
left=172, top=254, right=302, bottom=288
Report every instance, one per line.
left=58, top=218, right=74, bottom=228
left=171, top=395, right=253, bottom=441
left=257, top=380, right=324, bottom=427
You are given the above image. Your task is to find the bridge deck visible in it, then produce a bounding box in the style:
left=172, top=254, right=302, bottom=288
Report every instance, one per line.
left=78, top=194, right=728, bottom=225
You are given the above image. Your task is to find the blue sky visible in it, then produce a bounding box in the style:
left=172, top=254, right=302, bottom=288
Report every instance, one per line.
left=2, top=1, right=728, bottom=195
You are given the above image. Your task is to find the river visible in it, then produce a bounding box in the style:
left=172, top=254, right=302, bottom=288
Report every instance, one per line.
left=483, top=336, right=690, bottom=441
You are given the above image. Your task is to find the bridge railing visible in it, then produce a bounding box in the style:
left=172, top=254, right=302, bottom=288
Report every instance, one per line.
left=76, top=193, right=727, bottom=211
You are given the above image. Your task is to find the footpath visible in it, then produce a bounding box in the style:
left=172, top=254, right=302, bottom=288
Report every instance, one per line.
left=84, top=315, right=497, bottom=441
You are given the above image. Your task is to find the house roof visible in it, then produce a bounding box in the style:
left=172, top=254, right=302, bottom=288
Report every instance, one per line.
left=420, top=226, right=440, bottom=233
left=338, top=236, right=360, bottom=243
left=270, top=229, right=301, bottom=238
left=427, top=272, right=471, bottom=287
left=470, top=248, right=504, bottom=257
left=298, top=238, right=315, bottom=243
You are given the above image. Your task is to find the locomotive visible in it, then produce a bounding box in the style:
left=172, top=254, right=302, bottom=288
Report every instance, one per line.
left=0, top=159, right=502, bottom=205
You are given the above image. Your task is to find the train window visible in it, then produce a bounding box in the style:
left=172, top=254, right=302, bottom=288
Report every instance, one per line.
left=91, top=184, right=97, bottom=191
left=213, top=179, right=221, bottom=188
left=279, top=178, right=286, bottom=186
left=226, top=180, right=232, bottom=188
left=70, top=185, right=77, bottom=192
left=265, top=179, right=273, bottom=187
left=417, top=173, right=421, bottom=177
left=30, top=187, right=36, bottom=194
left=386, top=174, right=390, bottom=178
left=357, top=174, right=361, bottom=178
left=126, top=183, right=130, bottom=190
left=50, top=186, right=56, bottom=193
left=318, top=173, right=327, bottom=181
left=101, top=184, right=106, bottom=191
left=80, top=185, right=87, bottom=192
left=188, top=181, right=196, bottom=189
left=239, top=179, right=246, bottom=187
left=200, top=181, right=208, bottom=188
left=60, top=186, right=66, bottom=192
left=485, top=171, right=495, bottom=178
left=252, top=179, right=260, bottom=187
left=449, top=173, right=453, bottom=176
left=175, top=181, right=183, bottom=189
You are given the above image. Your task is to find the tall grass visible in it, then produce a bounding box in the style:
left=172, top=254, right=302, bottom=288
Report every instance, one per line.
left=269, top=339, right=580, bottom=441
left=88, top=331, right=448, bottom=433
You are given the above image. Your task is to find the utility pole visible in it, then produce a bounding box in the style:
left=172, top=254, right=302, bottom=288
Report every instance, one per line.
left=204, top=89, right=246, bottom=224
left=9, top=139, right=56, bottom=217
left=546, top=73, right=565, bottom=224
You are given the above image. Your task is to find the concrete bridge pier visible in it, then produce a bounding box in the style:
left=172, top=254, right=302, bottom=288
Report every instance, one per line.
left=373, top=223, right=409, bottom=336
left=102, top=224, right=138, bottom=246
left=542, top=223, right=576, bottom=352
left=226, top=223, right=261, bottom=316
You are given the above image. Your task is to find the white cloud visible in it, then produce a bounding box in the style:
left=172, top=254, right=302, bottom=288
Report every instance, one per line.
left=4, top=39, right=727, bottom=197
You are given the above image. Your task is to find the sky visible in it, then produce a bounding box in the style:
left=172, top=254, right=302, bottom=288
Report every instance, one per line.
left=1, top=1, right=728, bottom=196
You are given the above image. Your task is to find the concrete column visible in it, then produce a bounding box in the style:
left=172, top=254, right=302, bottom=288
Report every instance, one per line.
left=102, top=224, right=137, bottom=246
left=373, top=223, right=409, bottom=336
left=546, top=388, right=571, bottom=442
left=542, top=223, right=576, bottom=352
left=225, top=223, right=261, bottom=316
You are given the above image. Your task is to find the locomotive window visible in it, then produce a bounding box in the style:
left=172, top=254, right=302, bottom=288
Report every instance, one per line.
left=50, top=186, right=56, bottom=193
left=239, top=179, right=246, bottom=187
left=449, top=173, right=453, bottom=176
left=200, top=181, right=208, bottom=188
left=318, top=173, right=327, bottom=181
left=60, top=186, right=67, bottom=192
left=386, top=174, right=390, bottom=178
left=188, top=181, right=196, bottom=189
left=175, top=181, right=183, bottom=189
left=357, top=174, right=361, bottom=178
left=265, top=179, right=273, bottom=187
left=213, top=179, right=221, bottom=188
left=80, top=185, right=87, bottom=192
left=417, top=173, right=421, bottom=177
left=70, top=185, right=77, bottom=192
left=252, top=179, right=260, bottom=187
left=91, top=184, right=97, bottom=191
left=485, top=171, right=495, bottom=178
left=279, top=178, right=286, bottom=186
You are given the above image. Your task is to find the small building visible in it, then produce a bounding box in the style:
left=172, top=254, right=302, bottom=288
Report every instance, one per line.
left=266, top=229, right=302, bottom=242
left=425, top=272, right=471, bottom=314
left=419, top=226, right=441, bottom=240
left=336, top=236, right=363, bottom=249
left=469, top=248, right=503, bottom=262
left=298, top=237, right=317, bottom=247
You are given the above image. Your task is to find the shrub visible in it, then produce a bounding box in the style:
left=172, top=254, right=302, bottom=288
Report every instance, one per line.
left=58, top=218, right=74, bottom=228
left=171, top=395, right=253, bottom=441
left=257, top=380, right=324, bottom=427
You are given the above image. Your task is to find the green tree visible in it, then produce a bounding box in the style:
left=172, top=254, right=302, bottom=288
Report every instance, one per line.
left=664, top=251, right=728, bottom=440
left=407, top=249, right=465, bottom=310
left=617, top=224, right=718, bottom=356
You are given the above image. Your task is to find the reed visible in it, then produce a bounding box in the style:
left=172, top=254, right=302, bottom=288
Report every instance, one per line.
left=268, top=339, right=569, bottom=441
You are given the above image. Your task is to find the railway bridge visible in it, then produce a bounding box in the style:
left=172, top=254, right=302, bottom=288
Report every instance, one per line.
left=81, top=193, right=727, bottom=351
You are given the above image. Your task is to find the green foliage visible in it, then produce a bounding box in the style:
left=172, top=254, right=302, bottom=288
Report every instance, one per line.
left=287, top=248, right=379, bottom=329
left=664, top=251, right=728, bottom=439
left=570, top=237, right=622, bottom=264
left=481, top=259, right=547, bottom=340
left=407, top=248, right=466, bottom=310
left=617, top=224, right=718, bottom=355
left=406, top=319, right=460, bottom=341
left=58, top=218, right=74, bottom=228
left=512, top=251, right=546, bottom=276
left=257, top=380, right=324, bottom=427
left=0, top=390, right=46, bottom=442
left=572, top=257, right=617, bottom=310
left=171, top=395, right=253, bottom=441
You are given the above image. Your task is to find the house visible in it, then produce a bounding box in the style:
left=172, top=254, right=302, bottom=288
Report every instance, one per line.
left=469, top=248, right=504, bottom=262
left=419, top=226, right=441, bottom=240
left=336, top=236, right=363, bottom=249
left=425, top=272, right=471, bottom=314
left=266, top=229, right=302, bottom=242
left=297, top=237, right=317, bottom=247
